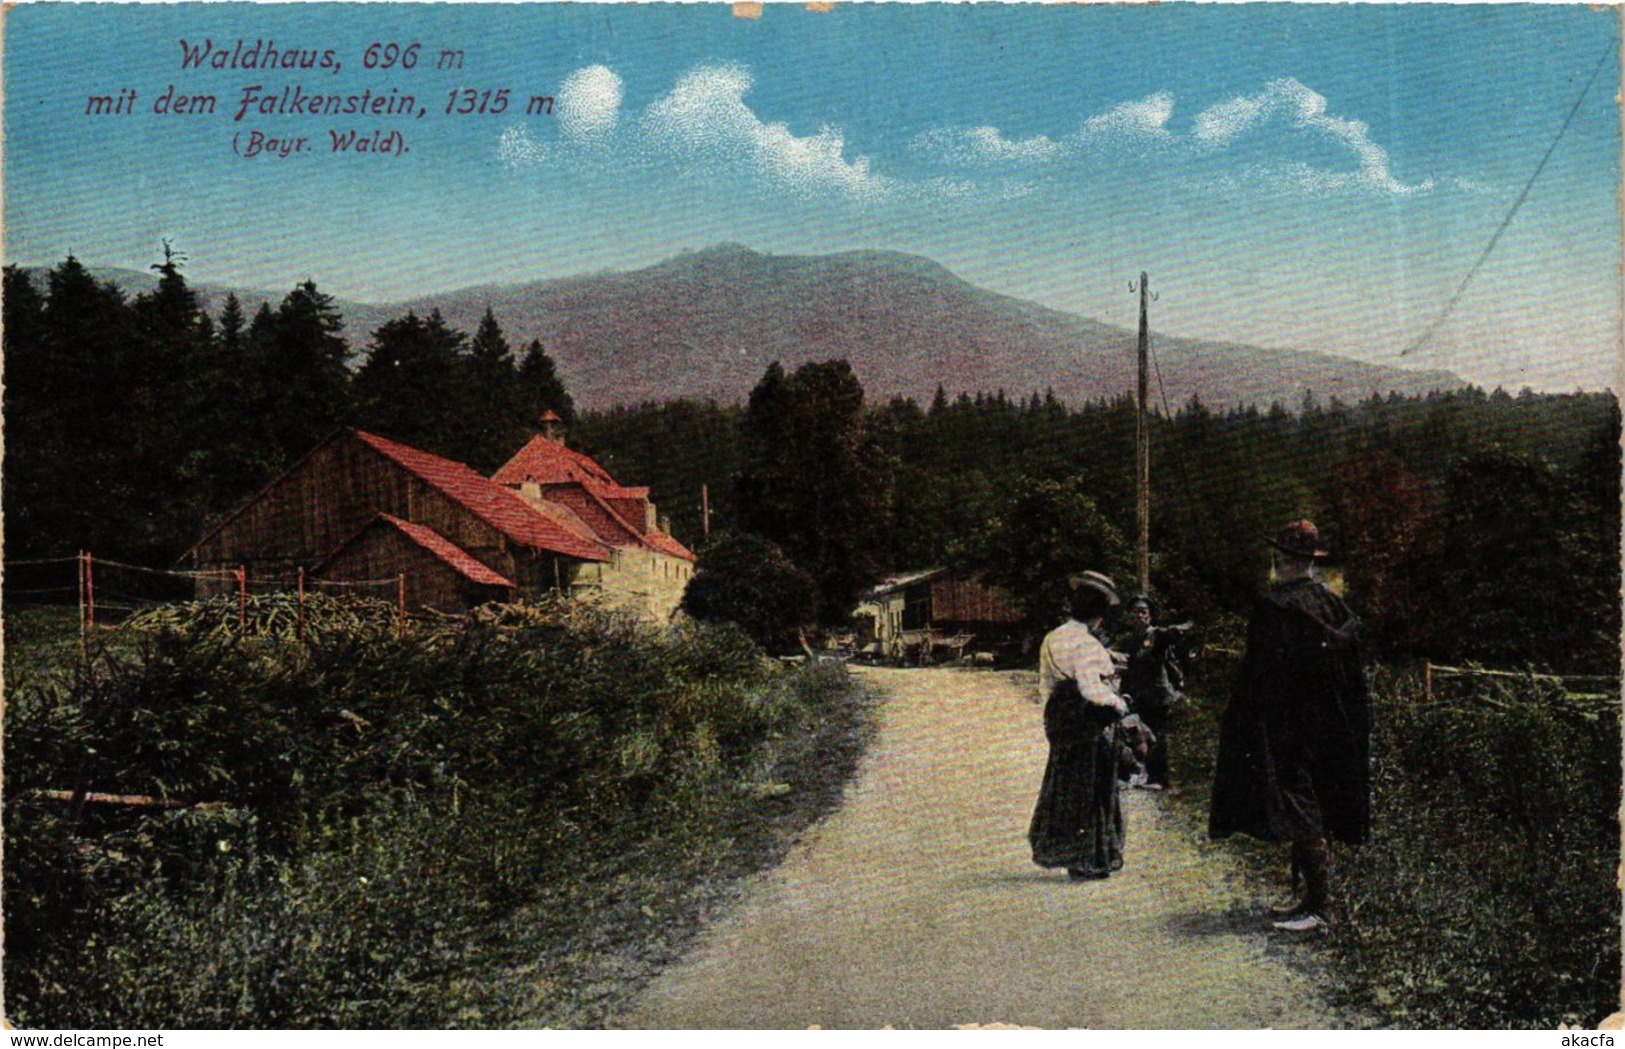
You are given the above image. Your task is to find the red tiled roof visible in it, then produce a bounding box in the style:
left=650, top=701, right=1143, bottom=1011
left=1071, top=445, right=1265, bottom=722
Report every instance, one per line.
left=375, top=515, right=516, bottom=587
left=543, top=483, right=646, bottom=548
left=491, top=434, right=697, bottom=562
left=492, top=435, right=617, bottom=487
left=354, top=430, right=610, bottom=563
left=644, top=530, right=696, bottom=560
left=524, top=497, right=602, bottom=547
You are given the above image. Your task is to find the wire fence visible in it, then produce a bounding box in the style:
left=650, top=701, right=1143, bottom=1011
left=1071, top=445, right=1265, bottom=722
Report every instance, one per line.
left=5, top=551, right=410, bottom=653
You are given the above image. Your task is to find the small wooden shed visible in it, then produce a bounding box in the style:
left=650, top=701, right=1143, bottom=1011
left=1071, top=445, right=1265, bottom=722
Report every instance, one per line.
left=864, top=566, right=1022, bottom=663
left=316, top=514, right=517, bottom=612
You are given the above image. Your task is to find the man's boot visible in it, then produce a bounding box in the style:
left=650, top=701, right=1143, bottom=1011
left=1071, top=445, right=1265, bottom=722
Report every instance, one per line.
left=1268, top=846, right=1306, bottom=917
left=1273, top=838, right=1332, bottom=932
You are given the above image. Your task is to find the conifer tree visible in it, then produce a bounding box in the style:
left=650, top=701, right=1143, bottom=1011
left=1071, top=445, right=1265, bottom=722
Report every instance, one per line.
left=256, top=280, right=352, bottom=466
left=737, top=359, right=893, bottom=624
left=515, top=338, right=574, bottom=424
left=458, top=308, right=525, bottom=468
left=353, top=309, right=467, bottom=455
left=218, top=292, right=246, bottom=355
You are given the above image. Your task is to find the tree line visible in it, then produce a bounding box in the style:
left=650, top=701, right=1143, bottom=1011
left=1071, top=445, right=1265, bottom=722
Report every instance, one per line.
left=3, top=253, right=573, bottom=569
left=578, top=369, right=1621, bottom=674
left=5, top=251, right=1619, bottom=673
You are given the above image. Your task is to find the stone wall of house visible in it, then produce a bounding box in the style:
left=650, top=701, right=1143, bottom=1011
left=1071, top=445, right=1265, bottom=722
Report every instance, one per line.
left=567, top=548, right=693, bottom=621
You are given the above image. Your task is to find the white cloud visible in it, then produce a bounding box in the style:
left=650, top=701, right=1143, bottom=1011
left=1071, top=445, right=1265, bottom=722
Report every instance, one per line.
left=500, top=66, right=1448, bottom=205
left=1192, top=95, right=1266, bottom=147
left=498, top=125, right=548, bottom=168
left=1192, top=78, right=1434, bottom=196
left=642, top=64, right=889, bottom=199
left=1078, top=92, right=1175, bottom=144
left=913, top=92, right=1174, bottom=166
left=915, top=80, right=1443, bottom=199
left=912, top=126, right=1062, bottom=165
left=498, top=63, right=622, bottom=169
left=557, top=65, right=623, bottom=141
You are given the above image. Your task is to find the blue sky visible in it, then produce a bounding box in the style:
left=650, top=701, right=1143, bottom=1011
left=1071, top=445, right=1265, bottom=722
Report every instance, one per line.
left=5, top=3, right=1620, bottom=391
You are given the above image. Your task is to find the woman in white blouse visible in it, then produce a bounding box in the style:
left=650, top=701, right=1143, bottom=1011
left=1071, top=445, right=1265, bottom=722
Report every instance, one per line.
left=1028, top=571, right=1129, bottom=880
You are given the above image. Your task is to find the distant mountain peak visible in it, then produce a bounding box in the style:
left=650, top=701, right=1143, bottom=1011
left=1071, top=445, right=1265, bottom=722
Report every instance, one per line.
left=31, top=246, right=1465, bottom=412
left=686, top=242, right=757, bottom=258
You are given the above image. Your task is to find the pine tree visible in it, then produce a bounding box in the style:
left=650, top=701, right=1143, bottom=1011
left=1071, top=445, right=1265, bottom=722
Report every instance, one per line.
left=515, top=338, right=574, bottom=424
left=352, top=309, right=468, bottom=455
left=737, top=359, right=893, bottom=624
left=124, top=242, right=219, bottom=557
left=33, top=256, right=134, bottom=555
left=257, top=280, right=352, bottom=464
left=457, top=308, right=525, bottom=468
left=218, top=292, right=246, bottom=355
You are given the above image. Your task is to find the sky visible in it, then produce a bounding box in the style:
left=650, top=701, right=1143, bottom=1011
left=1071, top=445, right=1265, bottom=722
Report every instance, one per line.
left=5, top=3, right=1620, bottom=392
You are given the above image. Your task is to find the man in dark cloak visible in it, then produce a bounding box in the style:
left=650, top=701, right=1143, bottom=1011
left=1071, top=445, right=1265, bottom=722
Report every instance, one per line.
left=1208, top=520, right=1371, bottom=932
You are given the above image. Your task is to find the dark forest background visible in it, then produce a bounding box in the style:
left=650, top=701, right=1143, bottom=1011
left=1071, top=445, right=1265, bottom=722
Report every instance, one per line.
left=5, top=254, right=1619, bottom=673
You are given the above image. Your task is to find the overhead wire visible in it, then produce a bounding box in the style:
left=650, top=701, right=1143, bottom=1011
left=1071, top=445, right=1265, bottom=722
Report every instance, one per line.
left=1401, top=37, right=1617, bottom=358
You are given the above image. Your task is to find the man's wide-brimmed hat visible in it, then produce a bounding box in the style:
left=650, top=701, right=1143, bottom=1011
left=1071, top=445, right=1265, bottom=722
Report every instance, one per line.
left=1068, top=570, right=1121, bottom=606
left=1265, top=519, right=1330, bottom=560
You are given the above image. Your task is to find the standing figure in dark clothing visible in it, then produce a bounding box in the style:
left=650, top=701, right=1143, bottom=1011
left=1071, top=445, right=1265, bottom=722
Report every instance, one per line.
left=1029, top=571, right=1130, bottom=881
left=1113, top=594, right=1192, bottom=792
left=1209, top=521, right=1371, bottom=933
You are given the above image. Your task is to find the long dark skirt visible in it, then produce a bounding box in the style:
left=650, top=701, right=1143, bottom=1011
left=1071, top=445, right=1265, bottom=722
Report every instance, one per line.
left=1029, top=716, right=1125, bottom=875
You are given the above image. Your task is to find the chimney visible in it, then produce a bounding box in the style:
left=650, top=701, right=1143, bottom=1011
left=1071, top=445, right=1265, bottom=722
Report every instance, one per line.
left=539, top=410, right=566, bottom=444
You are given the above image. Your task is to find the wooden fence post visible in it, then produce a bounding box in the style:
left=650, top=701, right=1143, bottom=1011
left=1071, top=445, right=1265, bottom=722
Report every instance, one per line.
left=236, top=566, right=248, bottom=632
left=297, top=567, right=306, bottom=641
left=1424, top=659, right=1433, bottom=705
left=77, top=550, right=87, bottom=662
left=84, top=551, right=96, bottom=632
left=397, top=574, right=407, bottom=638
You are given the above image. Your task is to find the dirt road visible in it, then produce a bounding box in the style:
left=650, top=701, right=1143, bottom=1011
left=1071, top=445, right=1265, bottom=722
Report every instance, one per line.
left=621, top=666, right=1344, bottom=1029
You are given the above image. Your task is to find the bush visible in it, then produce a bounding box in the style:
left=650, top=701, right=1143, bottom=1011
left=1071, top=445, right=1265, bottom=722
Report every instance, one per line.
left=1332, top=667, right=1620, bottom=1027
left=1168, top=657, right=1620, bottom=1028
left=5, top=599, right=876, bottom=1028
left=680, top=533, right=820, bottom=653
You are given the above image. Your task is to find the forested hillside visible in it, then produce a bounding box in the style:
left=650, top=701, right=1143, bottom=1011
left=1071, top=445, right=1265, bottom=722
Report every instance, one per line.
left=579, top=378, right=1621, bottom=673
left=5, top=253, right=1618, bottom=672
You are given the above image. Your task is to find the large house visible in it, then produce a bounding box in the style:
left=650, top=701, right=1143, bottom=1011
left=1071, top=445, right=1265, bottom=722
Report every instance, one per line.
left=187, top=414, right=696, bottom=618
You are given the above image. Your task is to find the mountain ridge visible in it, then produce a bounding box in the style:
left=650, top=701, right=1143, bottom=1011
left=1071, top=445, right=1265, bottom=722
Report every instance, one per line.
left=23, top=247, right=1464, bottom=411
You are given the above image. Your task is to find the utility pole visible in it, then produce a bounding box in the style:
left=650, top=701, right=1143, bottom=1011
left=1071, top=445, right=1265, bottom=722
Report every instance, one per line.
left=1135, top=271, right=1151, bottom=595
left=701, top=483, right=711, bottom=539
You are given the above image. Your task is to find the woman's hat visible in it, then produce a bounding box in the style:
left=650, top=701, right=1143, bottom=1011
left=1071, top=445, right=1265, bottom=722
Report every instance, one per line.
left=1126, top=593, right=1157, bottom=615
left=1069, top=570, right=1121, bottom=606
left=1264, top=519, right=1330, bottom=559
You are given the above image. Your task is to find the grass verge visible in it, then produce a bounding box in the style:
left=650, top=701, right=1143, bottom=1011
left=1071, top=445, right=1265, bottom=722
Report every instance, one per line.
left=4, top=601, right=878, bottom=1028
left=1163, top=655, right=1619, bottom=1029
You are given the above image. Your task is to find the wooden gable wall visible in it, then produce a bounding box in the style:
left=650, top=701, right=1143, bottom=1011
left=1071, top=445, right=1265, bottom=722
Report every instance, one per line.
left=192, top=433, right=514, bottom=579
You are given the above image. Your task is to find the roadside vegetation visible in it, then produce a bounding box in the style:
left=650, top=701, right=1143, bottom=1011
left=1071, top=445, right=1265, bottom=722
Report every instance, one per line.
left=7, top=250, right=1620, bottom=1031
left=1168, top=653, right=1620, bottom=1029
left=5, top=600, right=876, bottom=1028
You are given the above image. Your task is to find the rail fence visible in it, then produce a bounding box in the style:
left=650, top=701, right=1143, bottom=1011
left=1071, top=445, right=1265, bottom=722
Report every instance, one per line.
left=1420, top=659, right=1619, bottom=710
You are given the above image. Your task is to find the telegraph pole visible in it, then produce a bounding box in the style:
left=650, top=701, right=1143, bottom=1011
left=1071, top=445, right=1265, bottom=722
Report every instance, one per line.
left=1135, top=272, right=1151, bottom=595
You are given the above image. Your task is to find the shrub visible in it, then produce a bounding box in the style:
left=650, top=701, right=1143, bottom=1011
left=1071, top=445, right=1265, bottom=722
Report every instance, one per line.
left=1332, top=667, right=1620, bottom=1027
left=680, top=533, right=820, bottom=653
left=5, top=600, right=876, bottom=1028
left=1168, top=657, right=1620, bottom=1028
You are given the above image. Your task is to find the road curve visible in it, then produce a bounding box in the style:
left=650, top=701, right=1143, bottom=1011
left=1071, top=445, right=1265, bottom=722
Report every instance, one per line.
left=620, top=666, right=1344, bottom=1029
